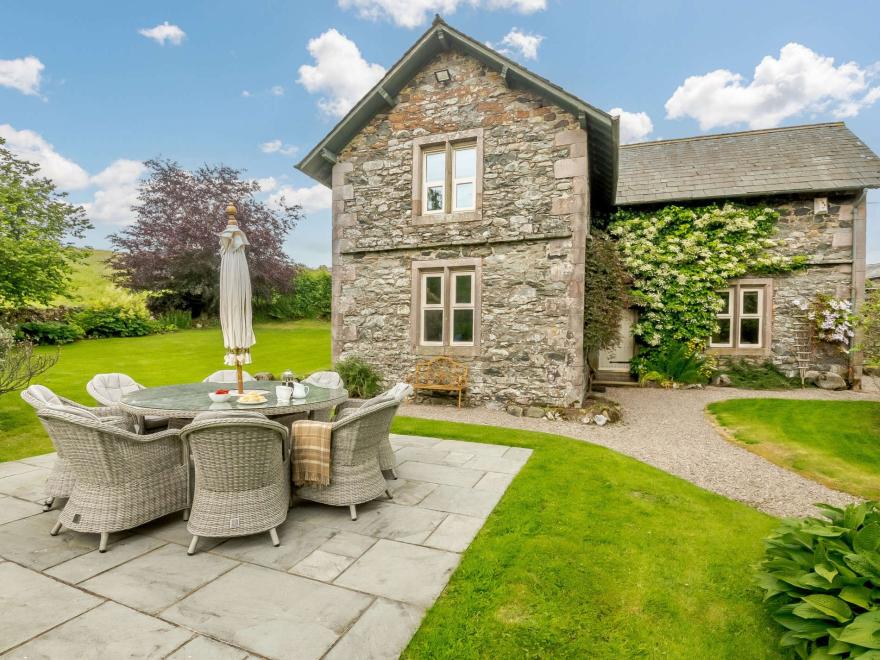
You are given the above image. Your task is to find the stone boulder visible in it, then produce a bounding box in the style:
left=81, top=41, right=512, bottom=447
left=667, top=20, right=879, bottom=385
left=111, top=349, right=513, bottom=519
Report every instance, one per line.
left=816, top=372, right=847, bottom=390
left=803, top=370, right=821, bottom=385
left=712, top=374, right=731, bottom=387
left=524, top=406, right=544, bottom=419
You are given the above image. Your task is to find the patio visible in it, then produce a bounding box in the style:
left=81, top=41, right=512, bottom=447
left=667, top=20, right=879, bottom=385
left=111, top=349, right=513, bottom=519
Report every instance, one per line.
left=0, top=434, right=530, bottom=659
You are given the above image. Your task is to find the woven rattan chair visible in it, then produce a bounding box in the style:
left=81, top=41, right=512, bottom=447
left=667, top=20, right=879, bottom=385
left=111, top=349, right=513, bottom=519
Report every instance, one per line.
left=334, top=383, right=413, bottom=479
left=36, top=406, right=188, bottom=552
left=86, top=373, right=169, bottom=433
left=21, top=384, right=127, bottom=511
left=296, top=398, right=400, bottom=521
left=303, top=371, right=344, bottom=422
left=202, top=370, right=254, bottom=384
left=179, top=412, right=290, bottom=555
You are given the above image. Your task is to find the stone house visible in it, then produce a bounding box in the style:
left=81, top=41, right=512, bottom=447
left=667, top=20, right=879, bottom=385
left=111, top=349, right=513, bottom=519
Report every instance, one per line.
left=297, top=17, right=880, bottom=406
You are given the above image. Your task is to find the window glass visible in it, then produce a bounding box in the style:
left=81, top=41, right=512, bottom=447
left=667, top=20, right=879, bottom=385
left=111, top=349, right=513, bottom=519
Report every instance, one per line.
left=454, top=274, right=472, bottom=304
left=425, top=151, right=445, bottom=182
left=426, top=186, right=444, bottom=212
left=454, top=182, right=474, bottom=210
left=424, top=275, right=443, bottom=305
left=452, top=309, right=474, bottom=343
left=718, top=291, right=731, bottom=315
left=742, top=290, right=760, bottom=315
left=454, top=147, right=476, bottom=178
left=740, top=318, right=760, bottom=345
left=712, top=319, right=731, bottom=345
left=423, top=310, right=443, bottom=343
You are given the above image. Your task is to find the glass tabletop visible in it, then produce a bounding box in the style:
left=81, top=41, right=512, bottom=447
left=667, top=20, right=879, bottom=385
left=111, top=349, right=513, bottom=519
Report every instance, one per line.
left=119, top=381, right=348, bottom=417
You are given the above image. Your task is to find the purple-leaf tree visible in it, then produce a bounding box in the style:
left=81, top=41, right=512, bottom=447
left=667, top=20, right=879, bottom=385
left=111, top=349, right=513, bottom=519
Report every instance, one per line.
left=109, top=159, right=300, bottom=316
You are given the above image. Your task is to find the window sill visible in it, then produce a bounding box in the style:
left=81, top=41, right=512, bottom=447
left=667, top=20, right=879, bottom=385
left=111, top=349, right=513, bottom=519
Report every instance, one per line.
left=707, top=346, right=771, bottom=357
left=414, top=344, right=480, bottom=358
left=412, top=210, right=482, bottom=225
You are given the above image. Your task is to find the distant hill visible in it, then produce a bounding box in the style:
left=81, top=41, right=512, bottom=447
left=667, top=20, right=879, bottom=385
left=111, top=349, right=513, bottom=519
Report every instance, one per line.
left=53, top=249, right=147, bottom=307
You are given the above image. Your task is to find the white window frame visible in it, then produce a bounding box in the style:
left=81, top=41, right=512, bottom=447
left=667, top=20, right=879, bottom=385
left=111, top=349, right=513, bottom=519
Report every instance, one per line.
left=452, top=145, right=476, bottom=212
left=420, top=271, right=445, bottom=346
left=450, top=271, right=475, bottom=346
left=738, top=287, right=763, bottom=348
left=710, top=288, right=734, bottom=348
left=422, top=149, right=446, bottom=216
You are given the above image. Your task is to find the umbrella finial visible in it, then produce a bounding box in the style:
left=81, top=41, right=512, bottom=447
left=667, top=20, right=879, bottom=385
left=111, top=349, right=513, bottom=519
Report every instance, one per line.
left=226, top=203, right=238, bottom=226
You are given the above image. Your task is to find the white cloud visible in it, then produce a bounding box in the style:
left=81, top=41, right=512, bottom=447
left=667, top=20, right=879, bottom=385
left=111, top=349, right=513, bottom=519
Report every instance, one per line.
left=138, top=22, right=186, bottom=46
left=0, top=124, right=90, bottom=189
left=0, top=56, right=44, bottom=96
left=665, top=43, right=880, bottom=130
left=270, top=85, right=285, bottom=96
left=339, top=0, right=545, bottom=28
left=82, top=159, right=146, bottom=225
left=241, top=90, right=251, bottom=97
left=254, top=176, right=279, bottom=192
left=259, top=139, right=298, bottom=156
left=269, top=184, right=332, bottom=214
left=609, top=107, right=654, bottom=144
left=491, top=28, right=543, bottom=60
left=297, top=29, right=386, bottom=118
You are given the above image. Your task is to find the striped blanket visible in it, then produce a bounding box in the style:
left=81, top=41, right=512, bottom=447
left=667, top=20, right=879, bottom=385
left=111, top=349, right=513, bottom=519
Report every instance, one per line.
left=291, top=420, right=332, bottom=487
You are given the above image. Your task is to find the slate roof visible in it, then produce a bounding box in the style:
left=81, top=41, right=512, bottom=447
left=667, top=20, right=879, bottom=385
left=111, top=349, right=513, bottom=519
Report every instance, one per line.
left=868, top=263, right=880, bottom=281
left=616, top=122, right=880, bottom=206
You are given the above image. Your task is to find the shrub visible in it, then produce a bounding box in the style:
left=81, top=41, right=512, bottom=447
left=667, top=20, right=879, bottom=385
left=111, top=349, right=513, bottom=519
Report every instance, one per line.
left=860, top=289, right=880, bottom=367
left=264, top=268, right=332, bottom=321
left=634, top=342, right=707, bottom=385
left=724, top=359, right=798, bottom=390
left=157, top=309, right=192, bottom=330
left=335, top=356, right=382, bottom=398
left=17, top=320, right=84, bottom=345
left=757, top=501, right=880, bottom=658
left=0, top=324, right=58, bottom=397
left=72, top=301, right=157, bottom=338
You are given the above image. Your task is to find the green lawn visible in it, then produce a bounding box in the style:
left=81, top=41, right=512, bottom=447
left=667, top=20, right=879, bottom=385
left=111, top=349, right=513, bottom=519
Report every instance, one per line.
left=393, top=417, right=783, bottom=659
left=708, top=398, right=880, bottom=499
left=0, top=320, right=331, bottom=461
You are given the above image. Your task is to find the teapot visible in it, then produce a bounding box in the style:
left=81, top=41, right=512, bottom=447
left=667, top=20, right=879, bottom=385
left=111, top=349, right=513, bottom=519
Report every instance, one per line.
left=291, top=381, right=310, bottom=399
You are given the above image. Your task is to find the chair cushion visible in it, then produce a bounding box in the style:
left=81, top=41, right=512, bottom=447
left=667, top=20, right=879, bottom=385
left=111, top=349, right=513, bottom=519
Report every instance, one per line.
left=24, top=384, right=62, bottom=408
left=202, top=370, right=254, bottom=383
left=44, top=403, right=100, bottom=422
left=388, top=382, right=414, bottom=402
left=87, top=373, right=142, bottom=405
left=304, top=371, right=344, bottom=389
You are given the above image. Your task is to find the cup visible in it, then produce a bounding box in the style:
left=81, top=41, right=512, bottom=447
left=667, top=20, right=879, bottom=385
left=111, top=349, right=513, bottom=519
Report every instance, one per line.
left=275, top=385, right=293, bottom=403
left=291, top=382, right=310, bottom=399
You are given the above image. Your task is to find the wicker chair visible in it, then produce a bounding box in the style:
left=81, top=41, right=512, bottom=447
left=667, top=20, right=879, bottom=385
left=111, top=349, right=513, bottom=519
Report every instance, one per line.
left=86, top=373, right=169, bottom=433
left=203, top=370, right=254, bottom=383
left=36, top=406, right=189, bottom=552
left=179, top=412, right=290, bottom=555
left=303, top=371, right=344, bottom=422
left=334, top=383, right=413, bottom=480
left=21, top=384, right=127, bottom=511
left=296, top=398, right=400, bottom=521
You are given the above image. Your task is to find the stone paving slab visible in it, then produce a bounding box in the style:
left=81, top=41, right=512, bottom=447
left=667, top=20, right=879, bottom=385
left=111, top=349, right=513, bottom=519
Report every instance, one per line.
left=0, top=434, right=528, bottom=658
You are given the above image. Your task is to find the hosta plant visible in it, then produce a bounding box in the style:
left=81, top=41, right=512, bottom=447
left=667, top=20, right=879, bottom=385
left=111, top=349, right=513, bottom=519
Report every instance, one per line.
left=757, top=501, right=880, bottom=658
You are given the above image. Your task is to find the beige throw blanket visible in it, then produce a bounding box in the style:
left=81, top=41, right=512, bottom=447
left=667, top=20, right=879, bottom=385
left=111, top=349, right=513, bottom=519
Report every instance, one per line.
left=291, top=420, right=332, bottom=487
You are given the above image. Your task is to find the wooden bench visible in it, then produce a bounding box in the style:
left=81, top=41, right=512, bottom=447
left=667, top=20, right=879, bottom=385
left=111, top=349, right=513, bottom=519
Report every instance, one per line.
left=408, top=356, right=469, bottom=408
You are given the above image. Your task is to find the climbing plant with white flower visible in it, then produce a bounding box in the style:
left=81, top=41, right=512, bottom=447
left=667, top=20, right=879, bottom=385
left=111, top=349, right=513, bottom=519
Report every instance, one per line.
left=607, top=203, right=806, bottom=366
left=809, top=294, right=855, bottom=349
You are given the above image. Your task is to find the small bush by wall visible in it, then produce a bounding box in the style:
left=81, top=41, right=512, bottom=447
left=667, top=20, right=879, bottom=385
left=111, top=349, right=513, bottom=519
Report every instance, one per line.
left=335, top=356, right=382, bottom=398
left=16, top=320, right=84, bottom=345
left=263, top=268, right=331, bottom=321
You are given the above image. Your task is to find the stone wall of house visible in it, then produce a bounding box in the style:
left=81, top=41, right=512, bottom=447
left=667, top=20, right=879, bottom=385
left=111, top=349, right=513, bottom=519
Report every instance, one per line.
left=331, top=48, right=590, bottom=406
left=733, top=192, right=859, bottom=377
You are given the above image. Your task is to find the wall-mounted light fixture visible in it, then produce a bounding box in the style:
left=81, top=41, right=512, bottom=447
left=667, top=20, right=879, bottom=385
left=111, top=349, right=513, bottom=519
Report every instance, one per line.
left=434, top=69, right=451, bottom=83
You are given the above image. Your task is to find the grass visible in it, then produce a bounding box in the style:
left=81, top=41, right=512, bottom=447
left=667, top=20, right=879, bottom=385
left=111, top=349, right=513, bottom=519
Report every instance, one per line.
left=0, top=320, right=331, bottom=461
left=708, top=398, right=880, bottom=499
left=393, top=417, right=784, bottom=659
left=53, top=249, right=143, bottom=307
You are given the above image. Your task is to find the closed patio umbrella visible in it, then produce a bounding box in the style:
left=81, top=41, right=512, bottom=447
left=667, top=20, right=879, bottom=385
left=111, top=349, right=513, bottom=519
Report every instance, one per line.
left=218, top=203, right=255, bottom=394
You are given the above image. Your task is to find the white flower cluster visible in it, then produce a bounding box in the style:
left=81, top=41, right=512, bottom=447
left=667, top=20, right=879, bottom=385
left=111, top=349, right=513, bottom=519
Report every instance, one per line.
left=809, top=296, right=854, bottom=346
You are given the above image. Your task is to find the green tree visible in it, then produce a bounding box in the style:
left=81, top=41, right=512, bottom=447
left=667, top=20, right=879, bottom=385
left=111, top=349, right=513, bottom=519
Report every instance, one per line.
left=860, top=288, right=880, bottom=366
left=583, top=232, right=629, bottom=394
left=0, top=138, right=92, bottom=309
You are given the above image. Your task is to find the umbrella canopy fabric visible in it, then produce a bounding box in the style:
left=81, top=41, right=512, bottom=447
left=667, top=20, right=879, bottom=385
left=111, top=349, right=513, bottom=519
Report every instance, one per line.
left=219, top=205, right=255, bottom=366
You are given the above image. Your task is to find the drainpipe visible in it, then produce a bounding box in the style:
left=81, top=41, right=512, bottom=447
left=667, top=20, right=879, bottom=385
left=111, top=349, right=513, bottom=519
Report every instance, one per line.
left=851, top=189, right=868, bottom=390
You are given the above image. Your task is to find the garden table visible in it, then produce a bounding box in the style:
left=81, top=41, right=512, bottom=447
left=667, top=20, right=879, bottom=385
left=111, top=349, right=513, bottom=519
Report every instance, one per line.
left=119, top=381, right=348, bottom=425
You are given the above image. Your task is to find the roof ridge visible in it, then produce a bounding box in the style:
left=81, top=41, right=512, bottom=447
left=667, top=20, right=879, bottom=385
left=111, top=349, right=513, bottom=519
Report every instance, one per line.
left=621, top=122, right=847, bottom=148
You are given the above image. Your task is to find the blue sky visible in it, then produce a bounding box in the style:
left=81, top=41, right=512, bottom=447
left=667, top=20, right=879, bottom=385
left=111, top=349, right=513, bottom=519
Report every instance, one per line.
left=2, top=0, right=879, bottom=267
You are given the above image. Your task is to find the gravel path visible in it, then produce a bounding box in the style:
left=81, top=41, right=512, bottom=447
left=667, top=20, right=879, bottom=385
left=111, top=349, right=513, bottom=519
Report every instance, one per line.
left=401, top=386, right=878, bottom=518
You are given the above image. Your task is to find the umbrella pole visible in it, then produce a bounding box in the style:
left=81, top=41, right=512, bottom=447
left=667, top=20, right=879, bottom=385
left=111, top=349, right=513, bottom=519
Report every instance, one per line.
left=234, top=350, right=245, bottom=394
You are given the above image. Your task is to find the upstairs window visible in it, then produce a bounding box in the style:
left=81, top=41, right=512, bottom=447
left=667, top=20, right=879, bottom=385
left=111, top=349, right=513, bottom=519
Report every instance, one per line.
left=710, top=282, right=769, bottom=350
left=422, top=143, right=476, bottom=215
